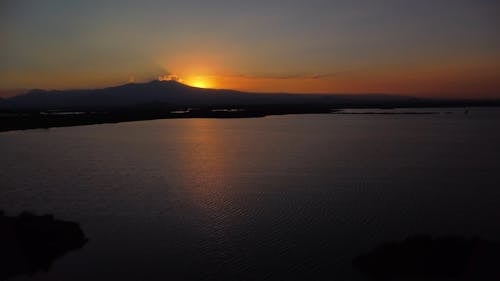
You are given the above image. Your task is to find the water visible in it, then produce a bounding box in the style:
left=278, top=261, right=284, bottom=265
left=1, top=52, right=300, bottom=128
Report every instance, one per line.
left=1, top=108, right=500, bottom=280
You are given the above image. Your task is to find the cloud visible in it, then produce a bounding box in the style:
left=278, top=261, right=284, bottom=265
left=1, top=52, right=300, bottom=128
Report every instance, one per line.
left=216, top=72, right=337, bottom=80
left=157, top=74, right=183, bottom=82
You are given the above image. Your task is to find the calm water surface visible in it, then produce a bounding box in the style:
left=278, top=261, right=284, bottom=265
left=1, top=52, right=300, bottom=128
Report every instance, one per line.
left=1, top=108, right=500, bottom=280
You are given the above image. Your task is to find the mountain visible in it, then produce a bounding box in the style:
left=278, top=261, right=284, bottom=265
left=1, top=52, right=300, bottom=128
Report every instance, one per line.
left=2, top=81, right=499, bottom=132
left=0, top=80, right=420, bottom=110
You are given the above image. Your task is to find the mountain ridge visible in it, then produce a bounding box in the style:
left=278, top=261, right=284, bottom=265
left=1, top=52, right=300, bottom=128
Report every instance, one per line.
left=0, top=80, right=422, bottom=110
left=1, top=80, right=499, bottom=132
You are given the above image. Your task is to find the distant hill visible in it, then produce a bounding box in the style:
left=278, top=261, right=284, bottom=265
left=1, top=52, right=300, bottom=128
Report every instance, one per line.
left=0, top=80, right=423, bottom=110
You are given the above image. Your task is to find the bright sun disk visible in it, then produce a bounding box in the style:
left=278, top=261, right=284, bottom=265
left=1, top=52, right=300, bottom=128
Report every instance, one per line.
left=187, top=76, right=212, bottom=88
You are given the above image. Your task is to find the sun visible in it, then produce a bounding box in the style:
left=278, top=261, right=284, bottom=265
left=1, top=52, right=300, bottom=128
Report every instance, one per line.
left=186, top=76, right=213, bottom=89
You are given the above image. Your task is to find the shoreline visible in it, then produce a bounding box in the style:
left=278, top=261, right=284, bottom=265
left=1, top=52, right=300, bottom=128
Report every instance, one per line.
left=1, top=105, right=496, bottom=133
left=0, top=106, right=332, bottom=132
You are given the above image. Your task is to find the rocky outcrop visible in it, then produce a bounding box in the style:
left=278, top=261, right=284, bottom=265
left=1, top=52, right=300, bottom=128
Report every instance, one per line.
left=0, top=211, right=88, bottom=280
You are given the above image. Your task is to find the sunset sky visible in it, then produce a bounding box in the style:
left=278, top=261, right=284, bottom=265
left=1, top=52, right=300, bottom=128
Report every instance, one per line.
left=1, top=0, right=499, bottom=98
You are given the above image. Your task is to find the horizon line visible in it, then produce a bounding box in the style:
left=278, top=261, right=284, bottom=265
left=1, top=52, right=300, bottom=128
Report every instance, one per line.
left=1, top=80, right=499, bottom=101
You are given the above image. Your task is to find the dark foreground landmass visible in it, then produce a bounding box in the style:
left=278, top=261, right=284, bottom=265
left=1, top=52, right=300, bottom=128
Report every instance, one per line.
left=0, top=102, right=496, bottom=132
left=353, top=235, right=500, bottom=280
left=0, top=104, right=335, bottom=132
left=0, top=211, right=88, bottom=280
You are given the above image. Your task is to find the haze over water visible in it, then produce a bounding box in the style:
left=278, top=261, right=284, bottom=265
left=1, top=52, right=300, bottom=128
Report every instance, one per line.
left=1, top=108, right=500, bottom=280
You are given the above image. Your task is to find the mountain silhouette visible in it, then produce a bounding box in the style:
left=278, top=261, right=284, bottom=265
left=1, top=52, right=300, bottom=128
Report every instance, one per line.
left=0, top=80, right=419, bottom=110
left=1, top=81, right=499, bottom=132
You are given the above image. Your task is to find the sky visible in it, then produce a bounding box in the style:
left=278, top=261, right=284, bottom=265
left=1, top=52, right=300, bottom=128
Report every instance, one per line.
left=1, top=0, right=500, bottom=98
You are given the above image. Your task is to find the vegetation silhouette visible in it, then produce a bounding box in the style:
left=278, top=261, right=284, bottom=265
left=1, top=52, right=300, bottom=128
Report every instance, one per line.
left=0, top=211, right=88, bottom=280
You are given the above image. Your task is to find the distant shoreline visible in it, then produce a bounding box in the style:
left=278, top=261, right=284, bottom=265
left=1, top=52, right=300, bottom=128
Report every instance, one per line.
left=1, top=105, right=497, bottom=133
left=0, top=105, right=330, bottom=132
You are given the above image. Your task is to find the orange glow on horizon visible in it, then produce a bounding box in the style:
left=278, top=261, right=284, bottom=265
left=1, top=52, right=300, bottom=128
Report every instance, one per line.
left=152, top=53, right=500, bottom=98
left=6, top=57, right=497, bottom=98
